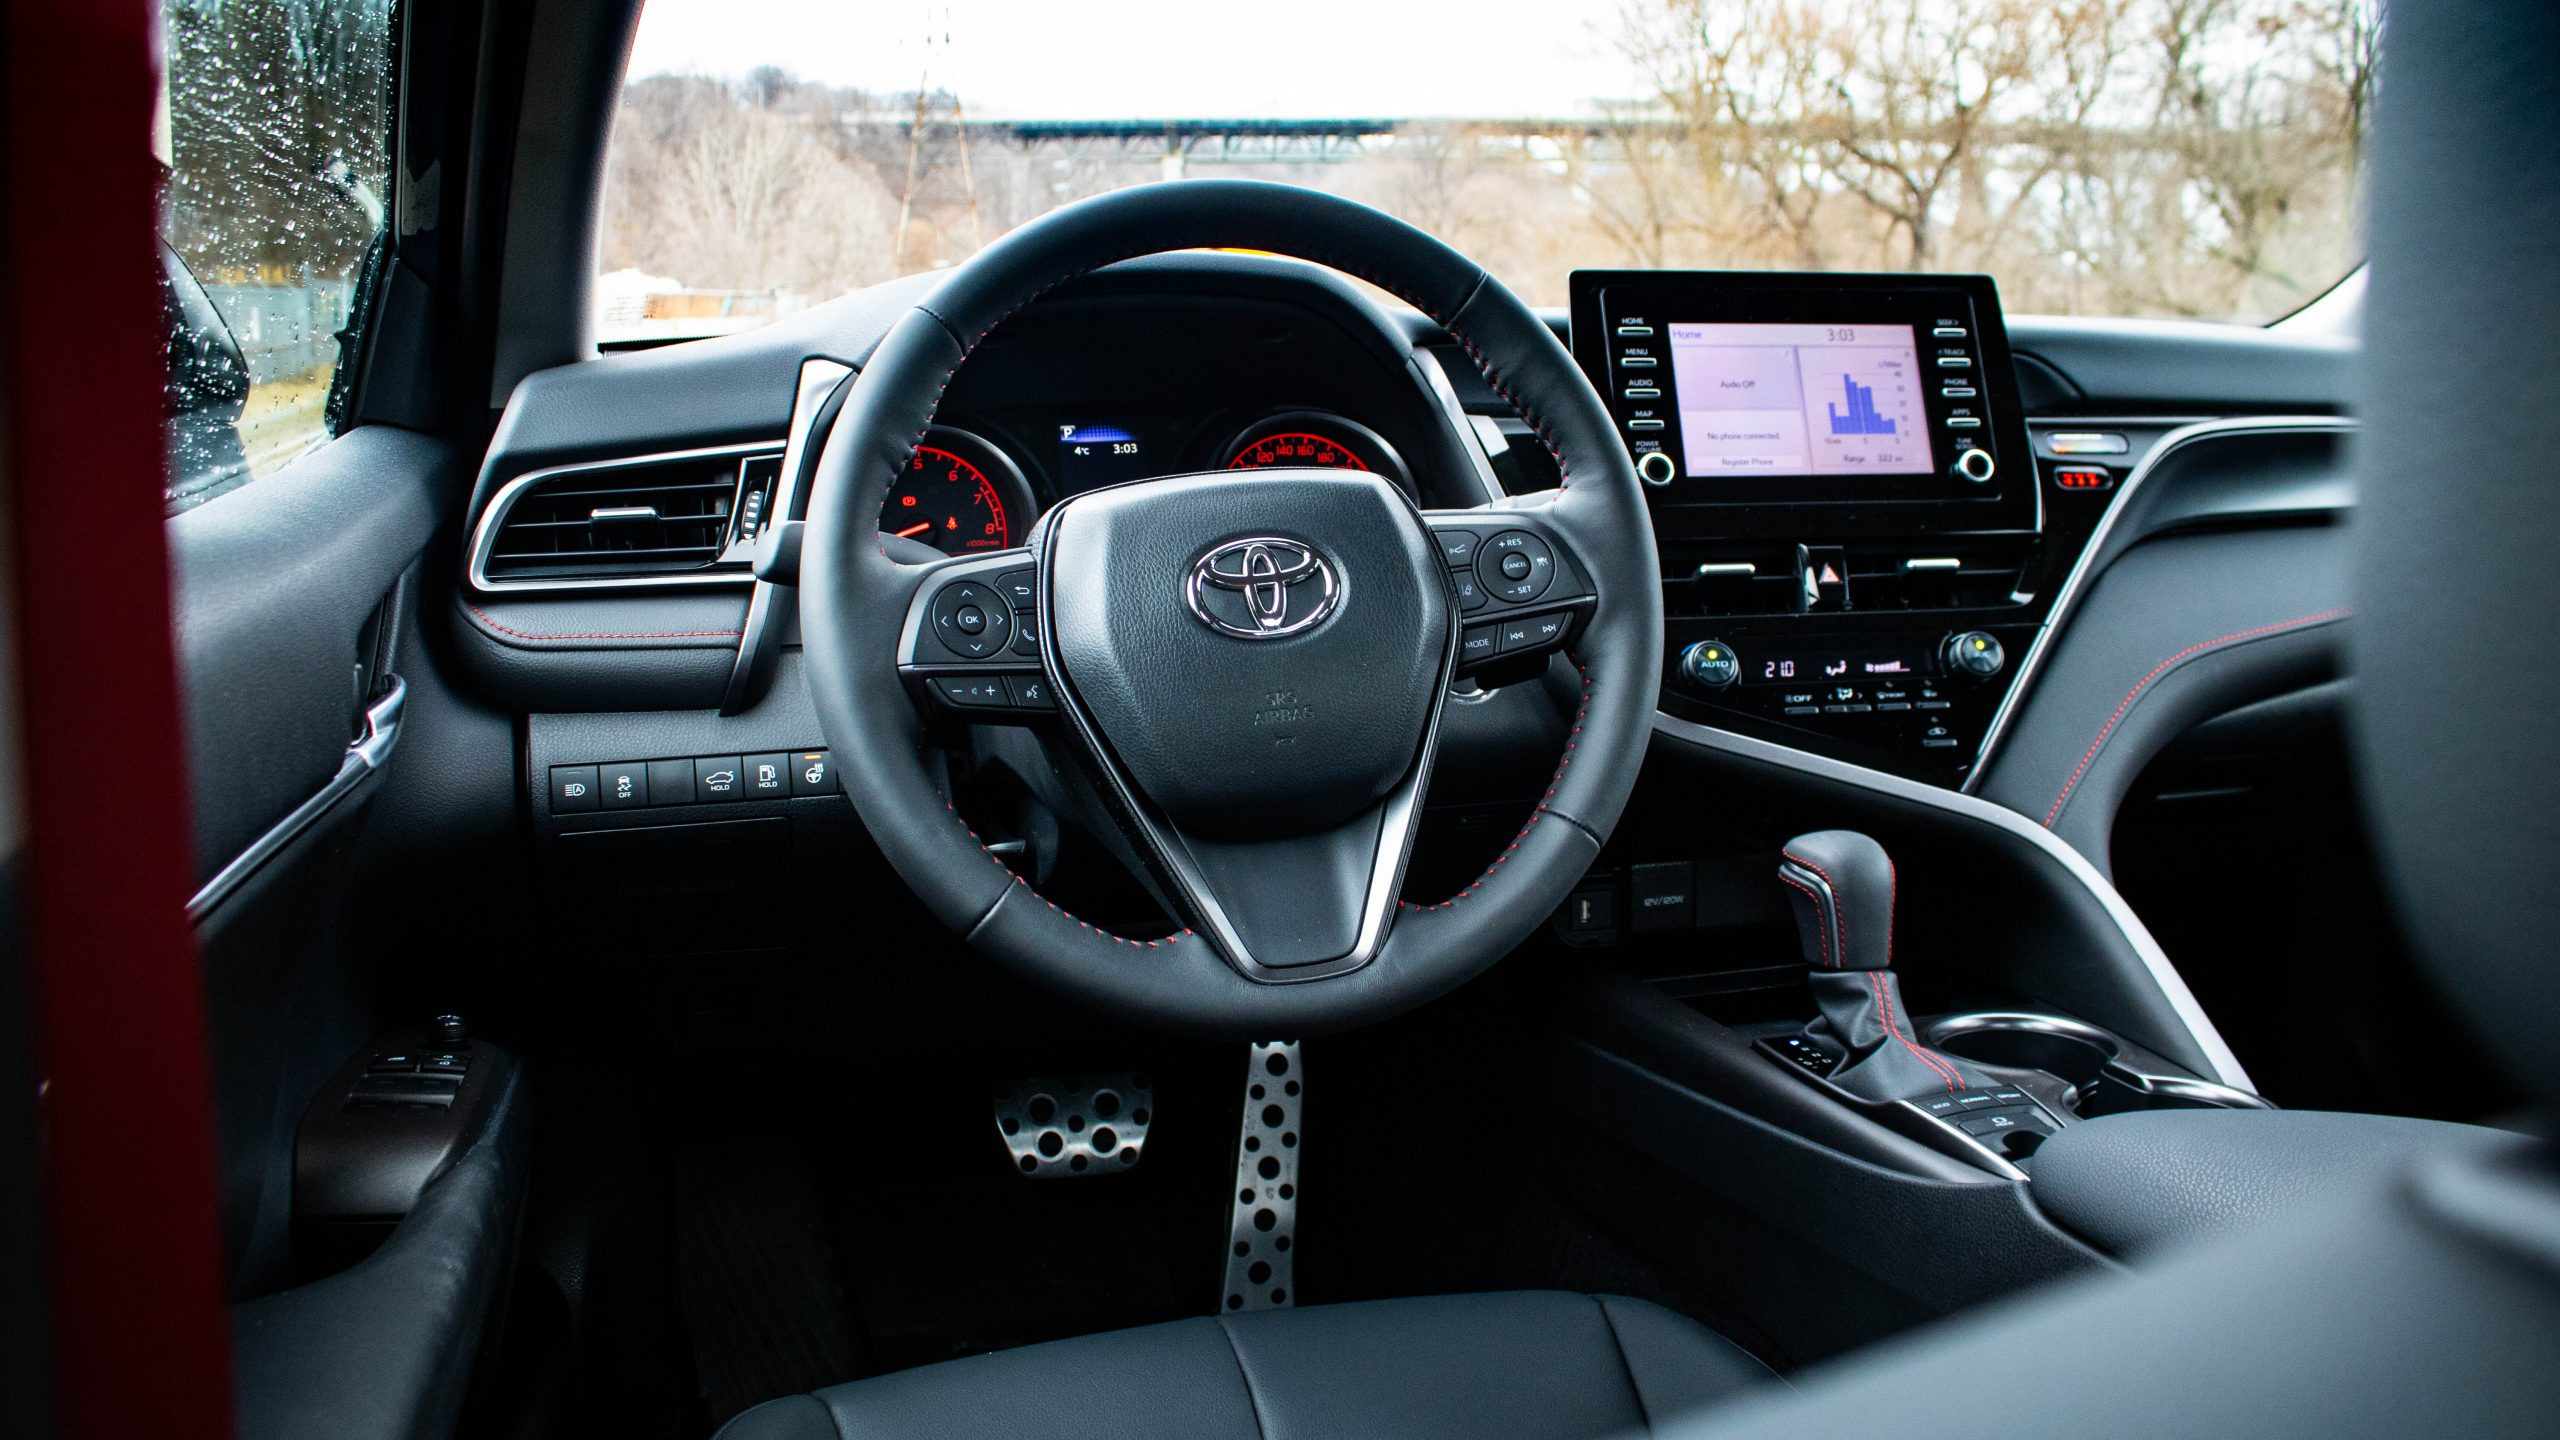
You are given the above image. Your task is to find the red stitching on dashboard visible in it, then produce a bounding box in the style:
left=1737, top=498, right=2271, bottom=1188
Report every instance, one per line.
left=1400, top=657, right=1593, bottom=912
left=2043, top=610, right=2351, bottom=827
left=464, top=602, right=740, bottom=642
left=1776, top=870, right=1830, bottom=965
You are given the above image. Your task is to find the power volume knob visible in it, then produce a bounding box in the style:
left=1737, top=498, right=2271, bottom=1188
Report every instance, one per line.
left=1943, top=631, right=2006, bottom=678
left=1951, top=448, right=1997, bottom=484
left=1680, top=640, right=1741, bottom=689
left=1637, top=451, right=1679, bottom=487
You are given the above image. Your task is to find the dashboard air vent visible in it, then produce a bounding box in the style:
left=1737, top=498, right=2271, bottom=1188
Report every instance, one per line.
left=482, top=451, right=775, bottom=584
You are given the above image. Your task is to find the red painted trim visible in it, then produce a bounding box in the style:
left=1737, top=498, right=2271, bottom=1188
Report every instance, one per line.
left=3, top=2, right=236, bottom=1435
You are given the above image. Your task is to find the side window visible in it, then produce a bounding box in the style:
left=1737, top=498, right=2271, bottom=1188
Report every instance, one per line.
left=156, top=0, right=397, bottom=512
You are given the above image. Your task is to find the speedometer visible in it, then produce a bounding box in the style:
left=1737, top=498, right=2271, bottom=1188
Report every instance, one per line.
left=881, top=430, right=1036, bottom=556
left=1228, top=431, right=1369, bottom=472
left=1220, top=412, right=1412, bottom=495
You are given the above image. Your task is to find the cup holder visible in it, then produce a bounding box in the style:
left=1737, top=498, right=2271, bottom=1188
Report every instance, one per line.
left=1926, top=1012, right=2270, bottom=1119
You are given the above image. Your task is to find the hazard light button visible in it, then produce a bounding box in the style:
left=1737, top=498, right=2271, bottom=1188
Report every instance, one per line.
left=1795, top=544, right=1850, bottom=613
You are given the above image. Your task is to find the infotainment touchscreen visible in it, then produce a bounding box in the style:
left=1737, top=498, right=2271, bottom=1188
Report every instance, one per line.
left=1568, top=269, right=2035, bottom=531
left=1665, top=323, right=1931, bottom=478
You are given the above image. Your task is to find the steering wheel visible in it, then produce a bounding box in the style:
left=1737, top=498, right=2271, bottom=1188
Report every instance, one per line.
left=800, top=181, right=1662, bottom=1035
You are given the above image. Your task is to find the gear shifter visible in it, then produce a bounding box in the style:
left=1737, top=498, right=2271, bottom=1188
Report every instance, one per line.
left=1778, top=830, right=1984, bottom=1101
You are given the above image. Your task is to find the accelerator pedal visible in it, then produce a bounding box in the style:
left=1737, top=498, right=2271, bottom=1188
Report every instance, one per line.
left=1219, top=1040, right=1301, bottom=1313
left=993, top=1072, right=1153, bottom=1178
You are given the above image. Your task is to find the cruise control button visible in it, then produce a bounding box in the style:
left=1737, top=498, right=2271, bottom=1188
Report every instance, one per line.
left=930, top=676, right=1011, bottom=710
left=549, top=765, right=600, bottom=813
left=1475, top=529, right=1556, bottom=604
left=929, top=582, right=1012, bottom=659
left=1434, top=528, right=1480, bottom=568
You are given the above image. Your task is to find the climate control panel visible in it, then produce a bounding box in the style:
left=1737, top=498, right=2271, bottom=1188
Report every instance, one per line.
left=1661, top=619, right=2031, bottom=786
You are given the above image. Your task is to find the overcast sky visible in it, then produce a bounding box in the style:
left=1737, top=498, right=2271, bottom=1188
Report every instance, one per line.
left=625, top=1, right=1637, bottom=119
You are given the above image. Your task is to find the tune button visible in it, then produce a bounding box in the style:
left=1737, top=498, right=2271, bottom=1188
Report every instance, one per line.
left=1951, top=449, right=1997, bottom=484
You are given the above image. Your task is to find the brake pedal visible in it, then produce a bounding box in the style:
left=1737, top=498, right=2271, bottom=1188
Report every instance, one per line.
left=1220, top=1040, right=1300, bottom=1313
left=993, top=1072, right=1153, bottom=1179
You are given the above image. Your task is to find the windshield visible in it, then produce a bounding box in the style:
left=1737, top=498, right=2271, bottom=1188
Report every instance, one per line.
left=598, top=0, right=2375, bottom=344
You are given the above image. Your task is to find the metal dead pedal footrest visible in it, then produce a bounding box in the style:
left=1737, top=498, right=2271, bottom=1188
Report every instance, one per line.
left=1220, top=1040, right=1301, bottom=1313
left=993, top=1072, right=1154, bottom=1178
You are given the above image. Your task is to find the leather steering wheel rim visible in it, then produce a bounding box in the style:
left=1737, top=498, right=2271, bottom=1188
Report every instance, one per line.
left=799, top=181, right=1662, bottom=1036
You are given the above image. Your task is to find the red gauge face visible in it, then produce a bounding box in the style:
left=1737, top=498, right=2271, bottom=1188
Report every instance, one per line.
left=1226, top=431, right=1372, bottom=472
left=883, top=445, right=1012, bottom=554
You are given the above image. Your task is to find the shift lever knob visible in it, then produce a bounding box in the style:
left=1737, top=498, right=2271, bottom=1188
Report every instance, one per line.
left=1778, top=830, right=1897, bottom=973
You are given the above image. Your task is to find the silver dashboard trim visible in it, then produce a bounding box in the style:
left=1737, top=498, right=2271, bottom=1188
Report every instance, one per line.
left=466, top=441, right=781, bottom=593
left=1650, top=708, right=2258, bottom=1094
left=1966, top=415, right=2356, bottom=791
left=190, top=678, right=407, bottom=924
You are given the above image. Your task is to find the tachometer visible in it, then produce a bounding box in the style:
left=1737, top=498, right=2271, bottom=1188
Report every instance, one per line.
left=881, top=431, right=1035, bottom=556
left=1220, top=412, right=1412, bottom=494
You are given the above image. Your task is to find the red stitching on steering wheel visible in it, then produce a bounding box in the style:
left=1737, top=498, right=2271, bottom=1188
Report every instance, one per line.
left=1400, top=656, right=1594, bottom=912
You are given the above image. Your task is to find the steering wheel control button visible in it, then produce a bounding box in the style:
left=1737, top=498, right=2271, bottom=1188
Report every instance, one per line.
left=598, top=761, right=649, bottom=810
left=1943, top=630, right=2006, bottom=678
left=1500, top=611, right=1570, bottom=654
left=931, top=676, right=1008, bottom=709
left=1459, top=622, right=1501, bottom=666
left=993, top=568, right=1038, bottom=609
left=1452, top=571, right=1488, bottom=612
left=1005, top=674, right=1057, bottom=710
left=549, top=765, right=600, bottom=813
left=1475, top=529, right=1556, bottom=604
left=1433, top=528, right=1480, bottom=567
left=742, top=753, right=791, bottom=798
left=789, top=750, right=837, bottom=795
left=1680, top=641, right=1741, bottom=689
left=930, top=581, right=1011, bottom=658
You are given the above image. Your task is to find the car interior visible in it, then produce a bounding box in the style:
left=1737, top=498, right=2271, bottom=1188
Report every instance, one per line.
left=4, top=0, right=2559, bottom=1437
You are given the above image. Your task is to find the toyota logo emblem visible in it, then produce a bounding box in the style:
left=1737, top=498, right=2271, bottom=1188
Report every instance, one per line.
left=1186, top=537, right=1338, bottom=639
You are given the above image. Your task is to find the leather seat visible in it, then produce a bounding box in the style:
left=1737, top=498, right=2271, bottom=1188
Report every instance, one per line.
left=716, top=1291, right=1781, bottom=1440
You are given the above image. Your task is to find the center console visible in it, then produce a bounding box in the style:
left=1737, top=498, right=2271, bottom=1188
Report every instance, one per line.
left=1572, top=270, right=2072, bottom=786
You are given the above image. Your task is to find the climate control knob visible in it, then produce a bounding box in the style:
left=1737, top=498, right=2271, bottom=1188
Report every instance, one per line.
left=1951, top=448, right=1997, bottom=484
left=1942, top=631, right=2006, bottom=679
left=1637, top=451, right=1678, bottom=487
left=1680, top=640, right=1741, bottom=689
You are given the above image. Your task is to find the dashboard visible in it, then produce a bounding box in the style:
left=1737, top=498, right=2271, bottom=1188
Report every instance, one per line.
left=458, top=253, right=2350, bottom=805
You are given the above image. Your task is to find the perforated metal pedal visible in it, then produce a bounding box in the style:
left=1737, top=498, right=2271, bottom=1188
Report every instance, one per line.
left=1220, top=1040, right=1300, bottom=1313
left=993, top=1073, right=1153, bottom=1179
